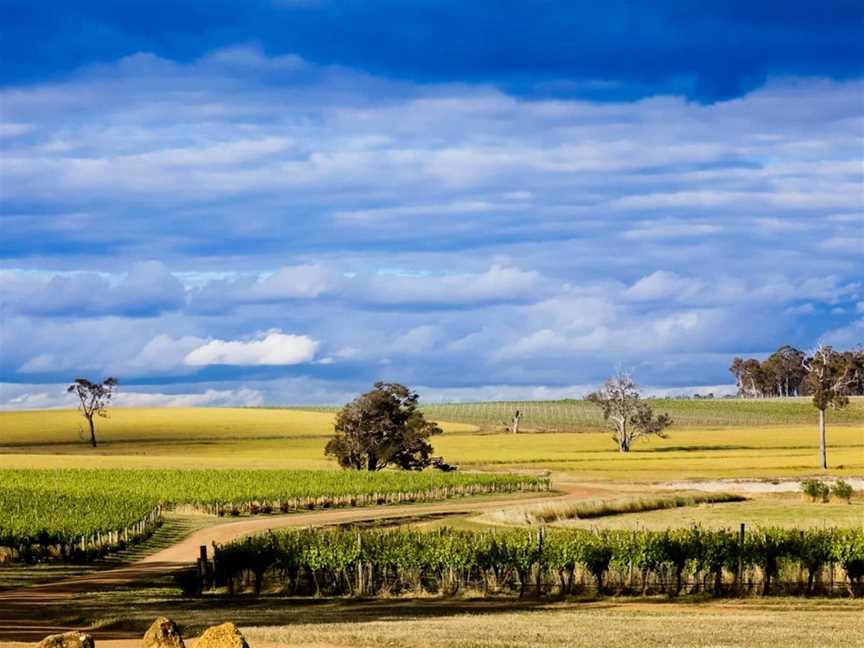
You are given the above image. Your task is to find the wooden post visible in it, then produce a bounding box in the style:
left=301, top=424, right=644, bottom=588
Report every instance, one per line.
left=356, top=532, right=364, bottom=597
left=196, top=545, right=208, bottom=589
left=737, top=523, right=745, bottom=595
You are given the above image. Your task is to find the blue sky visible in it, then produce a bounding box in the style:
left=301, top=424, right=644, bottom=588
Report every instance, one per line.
left=1, top=1, right=862, bottom=408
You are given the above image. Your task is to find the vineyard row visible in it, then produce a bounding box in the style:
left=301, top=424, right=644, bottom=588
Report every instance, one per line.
left=211, top=526, right=864, bottom=599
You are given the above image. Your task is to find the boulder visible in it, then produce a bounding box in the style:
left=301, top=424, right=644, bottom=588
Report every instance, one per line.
left=36, top=631, right=95, bottom=648
left=143, top=616, right=185, bottom=648
left=195, top=622, right=249, bottom=648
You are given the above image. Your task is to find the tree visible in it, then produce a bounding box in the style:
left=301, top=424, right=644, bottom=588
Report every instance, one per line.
left=66, top=377, right=118, bottom=448
left=324, top=382, right=444, bottom=471
left=586, top=371, right=672, bottom=452
left=767, top=345, right=805, bottom=397
left=509, top=409, right=521, bottom=434
left=803, top=345, right=858, bottom=470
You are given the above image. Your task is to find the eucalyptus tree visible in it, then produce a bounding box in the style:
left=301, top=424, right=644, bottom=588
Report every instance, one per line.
left=66, top=377, right=118, bottom=448
left=587, top=371, right=672, bottom=452
left=803, top=345, right=858, bottom=469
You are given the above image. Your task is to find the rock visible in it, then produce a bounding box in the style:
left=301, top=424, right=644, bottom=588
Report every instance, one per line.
left=36, top=631, right=95, bottom=648
left=143, top=616, right=185, bottom=648
left=195, top=622, right=249, bottom=648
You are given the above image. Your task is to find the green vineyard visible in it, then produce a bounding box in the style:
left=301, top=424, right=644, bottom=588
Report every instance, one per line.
left=0, top=469, right=548, bottom=562
left=213, top=526, right=864, bottom=598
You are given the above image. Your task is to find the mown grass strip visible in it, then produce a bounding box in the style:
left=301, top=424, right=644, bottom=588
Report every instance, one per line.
left=487, top=492, right=745, bottom=525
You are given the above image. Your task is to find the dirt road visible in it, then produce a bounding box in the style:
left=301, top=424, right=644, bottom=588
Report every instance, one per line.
left=0, top=482, right=606, bottom=644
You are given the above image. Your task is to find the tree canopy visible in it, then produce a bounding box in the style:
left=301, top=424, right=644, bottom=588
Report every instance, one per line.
left=587, top=371, right=672, bottom=452
left=66, top=377, right=118, bottom=447
left=730, top=345, right=862, bottom=398
left=324, top=382, right=446, bottom=471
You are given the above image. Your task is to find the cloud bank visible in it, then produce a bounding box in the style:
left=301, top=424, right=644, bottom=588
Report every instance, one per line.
left=0, top=39, right=861, bottom=406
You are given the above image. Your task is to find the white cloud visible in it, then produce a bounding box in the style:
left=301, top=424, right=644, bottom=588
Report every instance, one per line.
left=626, top=271, right=706, bottom=301
left=0, top=383, right=262, bottom=410
left=127, top=334, right=207, bottom=372
left=255, top=265, right=336, bottom=299
left=184, top=330, right=318, bottom=366
left=0, top=262, right=186, bottom=318
left=113, top=388, right=264, bottom=408
left=355, top=264, right=544, bottom=307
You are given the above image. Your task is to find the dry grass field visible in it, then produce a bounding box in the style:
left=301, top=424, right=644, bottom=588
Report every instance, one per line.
left=243, top=599, right=864, bottom=648
left=1, top=406, right=861, bottom=479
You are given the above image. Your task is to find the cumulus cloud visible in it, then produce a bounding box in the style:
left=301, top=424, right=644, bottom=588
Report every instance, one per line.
left=0, top=262, right=185, bottom=318
left=184, top=330, right=318, bottom=366
left=1, top=46, right=861, bottom=400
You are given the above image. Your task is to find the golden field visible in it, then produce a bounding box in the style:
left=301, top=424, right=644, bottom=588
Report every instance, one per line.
left=0, top=407, right=861, bottom=480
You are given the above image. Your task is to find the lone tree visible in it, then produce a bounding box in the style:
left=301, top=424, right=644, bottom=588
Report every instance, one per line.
left=587, top=371, right=672, bottom=452
left=803, top=345, right=857, bottom=470
left=67, top=377, right=118, bottom=448
left=325, top=382, right=445, bottom=471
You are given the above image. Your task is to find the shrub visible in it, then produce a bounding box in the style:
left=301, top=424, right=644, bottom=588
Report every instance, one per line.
left=831, top=480, right=854, bottom=504
left=801, top=479, right=830, bottom=502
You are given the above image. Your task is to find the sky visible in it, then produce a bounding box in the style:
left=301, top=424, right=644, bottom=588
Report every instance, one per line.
left=1, top=1, right=862, bottom=409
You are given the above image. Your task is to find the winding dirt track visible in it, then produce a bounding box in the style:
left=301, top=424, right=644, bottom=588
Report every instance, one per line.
left=0, top=482, right=605, bottom=643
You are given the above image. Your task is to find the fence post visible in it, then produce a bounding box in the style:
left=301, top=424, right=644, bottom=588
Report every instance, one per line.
left=198, top=544, right=209, bottom=589
left=356, top=532, right=364, bottom=597
left=737, top=523, right=745, bottom=596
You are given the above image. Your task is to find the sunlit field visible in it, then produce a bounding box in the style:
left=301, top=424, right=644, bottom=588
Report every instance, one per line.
left=476, top=492, right=864, bottom=530
left=243, top=600, right=864, bottom=648
left=0, top=406, right=861, bottom=479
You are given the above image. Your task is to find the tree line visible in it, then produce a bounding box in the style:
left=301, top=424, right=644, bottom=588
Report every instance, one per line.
left=729, top=345, right=863, bottom=399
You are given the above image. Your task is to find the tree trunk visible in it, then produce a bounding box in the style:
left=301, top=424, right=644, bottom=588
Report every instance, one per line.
left=618, top=420, right=630, bottom=453
left=87, top=416, right=97, bottom=448
left=367, top=454, right=378, bottom=471
left=511, top=410, right=521, bottom=434
left=818, top=408, right=827, bottom=470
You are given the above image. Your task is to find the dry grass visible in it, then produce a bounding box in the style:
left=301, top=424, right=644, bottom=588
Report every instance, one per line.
left=477, top=492, right=864, bottom=530
left=483, top=492, right=745, bottom=525
left=0, top=408, right=861, bottom=480
left=244, top=600, right=864, bottom=648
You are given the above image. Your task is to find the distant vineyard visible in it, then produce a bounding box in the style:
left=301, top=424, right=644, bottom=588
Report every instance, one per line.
left=214, top=525, right=864, bottom=598
left=0, top=469, right=548, bottom=563
left=277, top=397, right=864, bottom=431
left=416, top=397, right=864, bottom=431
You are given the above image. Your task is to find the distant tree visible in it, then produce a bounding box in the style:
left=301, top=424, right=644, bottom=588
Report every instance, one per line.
left=763, top=345, right=806, bottom=397
left=325, top=382, right=444, bottom=471
left=66, top=377, right=118, bottom=448
left=729, top=357, right=767, bottom=398
left=803, top=345, right=858, bottom=470
left=587, top=371, right=673, bottom=452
